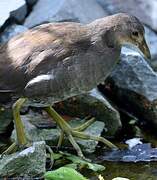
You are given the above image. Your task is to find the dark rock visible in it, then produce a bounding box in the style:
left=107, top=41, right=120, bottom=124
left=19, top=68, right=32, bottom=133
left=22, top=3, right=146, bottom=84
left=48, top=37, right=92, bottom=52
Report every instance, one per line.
left=11, top=113, right=105, bottom=153
left=26, top=0, right=38, bottom=6
left=24, top=0, right=107, bottom=28
left=0, top=0, right=27, bottom=28
left=0, top=141, right=46, bottom=177
left=0, top=24, right=28, bottom=43
left=97, top=0, right=157, bottom=31
left=0, top=107, right=12, bottom=134
left=101, top=142, right=157, bottom=162
left=101, top=53, right=157, bottom=127
left=55, top=89, right=122, bottom=137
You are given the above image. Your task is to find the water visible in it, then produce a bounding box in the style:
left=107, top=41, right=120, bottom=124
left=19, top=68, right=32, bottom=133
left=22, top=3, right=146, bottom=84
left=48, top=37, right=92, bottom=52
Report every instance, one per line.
left=83, top=132, right=157, bottom=180
left=89, top=161, right=157, bottom=180
left=84, top=154, right=157, bottom=180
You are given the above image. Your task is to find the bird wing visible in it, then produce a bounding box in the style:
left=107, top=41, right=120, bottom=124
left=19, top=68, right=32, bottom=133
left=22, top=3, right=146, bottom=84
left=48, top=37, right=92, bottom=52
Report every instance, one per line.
left=0, top=22, right=90, bottom=93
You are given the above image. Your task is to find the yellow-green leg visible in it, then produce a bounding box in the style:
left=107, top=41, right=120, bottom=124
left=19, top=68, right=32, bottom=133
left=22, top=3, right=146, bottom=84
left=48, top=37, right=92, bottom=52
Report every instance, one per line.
left=13, top=98, right=27, bottom=145
left=2, top=98, right=27, bottom=155
left=44, top=106, right=117, bottom=159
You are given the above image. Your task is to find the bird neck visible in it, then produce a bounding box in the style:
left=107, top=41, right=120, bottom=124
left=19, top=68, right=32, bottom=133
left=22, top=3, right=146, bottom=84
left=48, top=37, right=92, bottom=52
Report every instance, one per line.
left=87, top=19, right=121, bottom=48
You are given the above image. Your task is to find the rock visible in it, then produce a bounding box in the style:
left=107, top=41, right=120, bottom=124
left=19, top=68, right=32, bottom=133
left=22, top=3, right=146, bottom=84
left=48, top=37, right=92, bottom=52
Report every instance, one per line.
left=0, top=24, right=28, bottom=43
left=0, top=0, right=27, bottom=28
left=26, top=0, right=38, bottom=6
left=0, top=141, right=46, bottom=177
left=144, top=26, right=157, bottom=61
left=12, top=113, right=105, bottom=153
left=24, top=0, right=107, bottom=28
left=55, top=89, right=122, bottom=137
left=97, top=0, right=157, bottom=31
left=102, top=53, right=157, bottom=127
left=12, top=113, right=60, bottom=145
left=0, top=107, right=12, bottom=134
left=101, top=142, right=157, bottom=163
left=69, top=119, right=105, bottom=153
left=144, top=26, right=157, bottom=69
left=125, top=138, right=142, bottom=150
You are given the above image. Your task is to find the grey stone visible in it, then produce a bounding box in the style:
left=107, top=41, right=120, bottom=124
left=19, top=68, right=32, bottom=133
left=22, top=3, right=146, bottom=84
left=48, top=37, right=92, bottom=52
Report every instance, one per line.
left=104, top=53, right=157, bottom=127
left=144, top=26, right=157, bottom=60
left=0, top=141, right=46, bottom=177
left=12, top=113, right=60, bottom=145
left=55, top=88, right=122, bottom=136
left=69, top=119, right=105, bottom=153
left=144, top=26, right=157, bottom=70
left=0, top=0, right=27, bottom=28
left=97, top=0, right=157, bottom=31
left=12, top=113, right=105, bottom=153
left=24, top=0, right=107, bottom=28
left=0, top=24, right=28, bottom=43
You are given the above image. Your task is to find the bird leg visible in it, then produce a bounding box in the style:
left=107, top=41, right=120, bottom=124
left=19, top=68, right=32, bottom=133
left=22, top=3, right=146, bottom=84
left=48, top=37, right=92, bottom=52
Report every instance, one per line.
left=57, top=117, right=95, bottom=148
left=57, top=131, right=64, bottom=148
left=12, top=98, right=27, bottom=146
left=73, top=117, right=95, bottom=131
left=2, top=98, right=28, bottom=155
left=44, top=106, right=117, bottom=159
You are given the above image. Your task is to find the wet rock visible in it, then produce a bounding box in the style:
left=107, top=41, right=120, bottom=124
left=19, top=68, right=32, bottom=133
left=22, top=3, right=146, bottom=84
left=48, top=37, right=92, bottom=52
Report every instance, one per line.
left=12, top=113, right=105, bottom=153
left=125, top=138, right=142, bottom=149
left=101, top=53, right=157, bottom=127
left=0, top=0, right=27, bottom=28
left=24, top=0, right=107, bottom=28
left=101, top=143, right=157, bottom=162
left=0, top=141, right=46, bottom=177
left=0, top=24, right=28, bottom=43
left=55, top=89, right=122, bottom=137
left=97, top=0, right=157, bottom=31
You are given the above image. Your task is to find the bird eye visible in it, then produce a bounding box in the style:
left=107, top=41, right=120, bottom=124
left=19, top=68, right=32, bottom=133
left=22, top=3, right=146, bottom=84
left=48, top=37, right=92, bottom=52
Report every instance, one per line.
left=132, top=31, right=139, bottom=36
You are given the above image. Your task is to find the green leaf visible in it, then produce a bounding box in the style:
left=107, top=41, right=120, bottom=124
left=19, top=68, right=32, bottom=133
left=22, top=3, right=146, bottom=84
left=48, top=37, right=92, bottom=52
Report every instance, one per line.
left=62, top=152, right=105, bottom=172
left=44, top=167, right=88, bottom=180
left=86, top=163, right=105, bottom=172
left=64, top=163, right=78, bottom=169
left=53, top=153, right=63, bottom=160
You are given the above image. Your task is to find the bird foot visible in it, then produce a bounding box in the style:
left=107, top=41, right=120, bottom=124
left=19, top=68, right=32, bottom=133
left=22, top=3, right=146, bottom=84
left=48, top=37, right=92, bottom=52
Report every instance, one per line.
left=44, top=106, right=118, bottom=160
left=57, top=117, right=118, bottom=160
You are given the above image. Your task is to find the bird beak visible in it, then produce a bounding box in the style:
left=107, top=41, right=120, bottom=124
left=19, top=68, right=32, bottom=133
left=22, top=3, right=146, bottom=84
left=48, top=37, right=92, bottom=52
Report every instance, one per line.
left=138, top=39, right=151, bottom=60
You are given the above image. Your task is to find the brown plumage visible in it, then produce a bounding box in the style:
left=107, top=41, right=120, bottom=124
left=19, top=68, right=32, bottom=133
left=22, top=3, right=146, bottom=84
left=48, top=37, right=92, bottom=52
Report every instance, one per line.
left=0, top=13, right=150, bottom=101
left=1, top=13, right=150, bottom=159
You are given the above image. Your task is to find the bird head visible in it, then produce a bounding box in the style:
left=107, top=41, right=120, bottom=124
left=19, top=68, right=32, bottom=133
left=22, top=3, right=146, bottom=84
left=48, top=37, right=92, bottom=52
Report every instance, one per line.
left=112, top=13, right=151, bottom=60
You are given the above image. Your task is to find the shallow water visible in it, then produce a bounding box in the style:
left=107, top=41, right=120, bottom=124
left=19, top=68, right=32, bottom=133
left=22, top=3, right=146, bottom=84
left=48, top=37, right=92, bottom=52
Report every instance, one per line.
left=87, top=161, right=157, bottom=180
left=85, top=140, right=157, bottom=180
